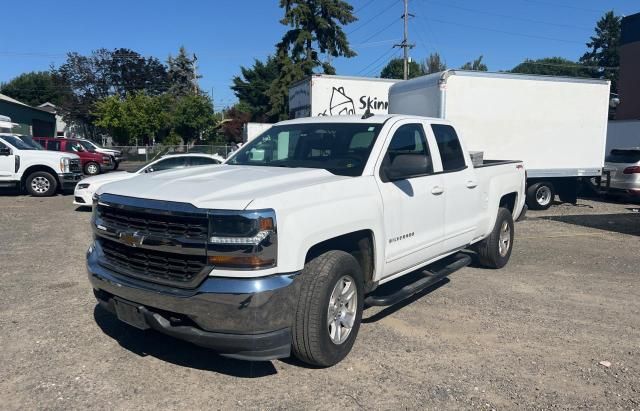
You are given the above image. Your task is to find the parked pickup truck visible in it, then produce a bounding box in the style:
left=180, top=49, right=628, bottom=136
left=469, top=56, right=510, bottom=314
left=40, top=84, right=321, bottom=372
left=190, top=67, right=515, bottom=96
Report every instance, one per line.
left=87, top=115, right=526, bottom=366
left=34, top=137, right=113, bottom=175
left=0, top=133, right=82, bottom=196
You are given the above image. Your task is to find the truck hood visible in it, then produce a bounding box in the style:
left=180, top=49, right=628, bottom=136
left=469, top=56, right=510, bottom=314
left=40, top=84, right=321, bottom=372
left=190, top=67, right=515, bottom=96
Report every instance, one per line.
left=97, top=165, right=350, bottom=210
left=80, top=171, right=134, bottom=187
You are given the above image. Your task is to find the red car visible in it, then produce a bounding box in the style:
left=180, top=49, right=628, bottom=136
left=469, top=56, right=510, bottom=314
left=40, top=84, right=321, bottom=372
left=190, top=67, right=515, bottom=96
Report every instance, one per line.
left=34, top=137, right=113, bottom=175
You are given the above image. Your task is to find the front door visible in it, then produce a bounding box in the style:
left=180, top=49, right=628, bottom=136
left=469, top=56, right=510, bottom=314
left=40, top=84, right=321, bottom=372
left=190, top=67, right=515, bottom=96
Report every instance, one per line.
left=376, top=121, right=445, bottom=278
left=0, top=141, right=15, bottom=180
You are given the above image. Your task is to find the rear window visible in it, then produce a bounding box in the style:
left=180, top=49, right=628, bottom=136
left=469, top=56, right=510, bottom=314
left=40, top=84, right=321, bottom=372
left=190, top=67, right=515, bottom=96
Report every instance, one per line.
left=606, top=149, right=640, bottom=163
left=431, top=124, right=466, bottom=171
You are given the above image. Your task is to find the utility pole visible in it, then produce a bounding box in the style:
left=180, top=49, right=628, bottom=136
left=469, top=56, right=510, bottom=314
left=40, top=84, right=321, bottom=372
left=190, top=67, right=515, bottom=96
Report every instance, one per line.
left=193, top=53, right=199, bottom=93
left=394, top=0, right=415, bottom=80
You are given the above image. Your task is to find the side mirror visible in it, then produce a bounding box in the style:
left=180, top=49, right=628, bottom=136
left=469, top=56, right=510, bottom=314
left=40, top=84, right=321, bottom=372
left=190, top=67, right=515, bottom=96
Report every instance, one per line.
left=0, top=147, right=11, bottom=156
left=383, top=154, right=430, bottom=182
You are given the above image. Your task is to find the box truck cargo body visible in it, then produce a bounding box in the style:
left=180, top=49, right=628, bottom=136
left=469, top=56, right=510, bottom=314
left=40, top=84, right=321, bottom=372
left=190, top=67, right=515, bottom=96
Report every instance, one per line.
left=289, top=74, right=398, bottom=119
left=243, top=122, right=273, bottom=143
left=389, top=70, right=611, bottom=209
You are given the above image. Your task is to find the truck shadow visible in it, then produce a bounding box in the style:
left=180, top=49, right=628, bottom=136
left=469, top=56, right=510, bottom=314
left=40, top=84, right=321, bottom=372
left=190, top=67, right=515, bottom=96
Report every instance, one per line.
left=362, top=278, right=450, bottom=323
left=541, top=213, right=640, bottom=236
left=93, top=305, right=278, bottom=378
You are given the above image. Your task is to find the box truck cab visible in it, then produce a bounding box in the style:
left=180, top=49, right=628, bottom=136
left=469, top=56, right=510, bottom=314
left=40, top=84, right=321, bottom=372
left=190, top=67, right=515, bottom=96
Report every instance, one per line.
left=389, top=70, right=611, bottom=210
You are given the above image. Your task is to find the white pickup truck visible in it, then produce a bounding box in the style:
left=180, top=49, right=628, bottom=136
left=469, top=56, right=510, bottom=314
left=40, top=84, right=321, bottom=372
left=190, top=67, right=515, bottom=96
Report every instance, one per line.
left=0, top=134, right=83, bottom=196
left=87, top=115, right=526, bottom=366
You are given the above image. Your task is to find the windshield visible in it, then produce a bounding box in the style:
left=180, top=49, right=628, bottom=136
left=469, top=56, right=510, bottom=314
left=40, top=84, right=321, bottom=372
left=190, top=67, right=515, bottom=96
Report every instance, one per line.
left=77, top=140, right=97, bottom=152
left=0, top=135, right=37, bottom=150
left=227, top=122, right=383, bottom=176
left=17, top=135, right=44, bottom=150
left=606, top=149, right=640, bottom=164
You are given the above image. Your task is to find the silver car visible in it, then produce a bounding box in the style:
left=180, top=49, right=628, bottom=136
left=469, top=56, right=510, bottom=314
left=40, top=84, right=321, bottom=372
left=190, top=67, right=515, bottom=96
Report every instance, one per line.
left=604, top=148, right=640, bottom=198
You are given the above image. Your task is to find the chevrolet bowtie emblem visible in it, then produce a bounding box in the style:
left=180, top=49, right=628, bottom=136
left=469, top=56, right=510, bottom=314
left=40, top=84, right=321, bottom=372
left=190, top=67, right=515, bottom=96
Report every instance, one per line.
left=119, top=232, right=144, bottom=248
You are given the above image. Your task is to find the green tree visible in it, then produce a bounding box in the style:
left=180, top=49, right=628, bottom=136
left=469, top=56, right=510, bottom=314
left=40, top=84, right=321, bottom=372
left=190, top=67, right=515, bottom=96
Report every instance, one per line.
left=0, top=71, right=68, bottom=107
left=171, top=93, right=215, bottom=142
left=267, top=49, right=307, bottom=120
left=511, top=57, right=591, bottom=77
left=278, top=0, right=357, bottom=75
left=231, top=56, right=280, bottom=122
left=580, top=11, right=621, bottom=92
left=460, top=55, right=488, bottom=71
left=267, top=0, right=358, bottom=119
left=53, top=48, right=169, bottom=137
left=422, top=52, right=447, bottom=74
left=380, top=58, right=424, bottom=79
left=93, top=92, right=169, bottom=145
left=167, top=46, right=199, bottom=96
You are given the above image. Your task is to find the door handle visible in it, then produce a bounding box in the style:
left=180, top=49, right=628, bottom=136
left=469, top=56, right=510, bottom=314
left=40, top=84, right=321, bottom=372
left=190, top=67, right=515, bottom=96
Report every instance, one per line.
left=431, top=186, right=444, bottom=195
left=466, top=181, right=478, bottom=189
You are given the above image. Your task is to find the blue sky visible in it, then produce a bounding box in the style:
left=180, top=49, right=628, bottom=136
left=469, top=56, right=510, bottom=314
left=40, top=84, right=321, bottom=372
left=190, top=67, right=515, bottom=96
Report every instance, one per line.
left=1, top=0, right=637, bottom=109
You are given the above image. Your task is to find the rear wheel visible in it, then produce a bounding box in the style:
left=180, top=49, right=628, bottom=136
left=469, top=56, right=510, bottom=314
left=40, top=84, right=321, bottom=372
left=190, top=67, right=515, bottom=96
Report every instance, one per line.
left=292, top=250, right=364, bottom=367
left=84, top=162, right=101, bottom=175
left=475, top=207, right=514, bottom=269
left=112, top=159, right=119, bottom=170
left=25, top=171, right=58, bottom=197
left=527, top=181, right=554, bottom=210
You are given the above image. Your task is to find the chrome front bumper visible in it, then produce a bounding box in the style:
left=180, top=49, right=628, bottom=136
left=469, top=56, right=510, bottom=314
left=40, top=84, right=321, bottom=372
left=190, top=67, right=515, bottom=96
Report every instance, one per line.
left=87, top=242, right=302, bottom=360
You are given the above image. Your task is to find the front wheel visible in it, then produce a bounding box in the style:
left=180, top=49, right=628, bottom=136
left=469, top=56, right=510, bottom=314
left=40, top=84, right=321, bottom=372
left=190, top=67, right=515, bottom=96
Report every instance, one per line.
left=474, top=207, right=515, bottom=269
left=292, top=250, right=364, bottom=367
left=26, top=171, right=58, bottom=197
left=526, top=181, right=555, bottom=210
left=84, top=162, right=101, bottom=175
left=112, top=159, right=119, bottom=170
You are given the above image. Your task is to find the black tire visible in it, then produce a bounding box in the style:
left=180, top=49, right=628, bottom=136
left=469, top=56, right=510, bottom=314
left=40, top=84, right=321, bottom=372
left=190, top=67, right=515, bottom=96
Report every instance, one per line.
left=84, top=162, right=101, bottom=175
left=475, top=207, right=514, bottom=269
left=112, top=159, right=119, bottom=170
left=292, top=250, right=364, bottom=367
left=526, top=181, right=555, bottom=210
left=25, top=171, right=58, bottom=197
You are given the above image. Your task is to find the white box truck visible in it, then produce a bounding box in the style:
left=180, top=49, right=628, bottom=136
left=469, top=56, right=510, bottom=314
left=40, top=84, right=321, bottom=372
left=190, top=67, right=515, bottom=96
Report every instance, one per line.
left=289, top=74, right=398, bottom=119
left=243, top=122, right=273, bottom=143
left=389, top=70, right=611, bottom=210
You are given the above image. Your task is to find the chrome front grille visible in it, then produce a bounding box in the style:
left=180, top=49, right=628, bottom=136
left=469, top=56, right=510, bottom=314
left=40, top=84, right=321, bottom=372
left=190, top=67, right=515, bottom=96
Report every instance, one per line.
left=70, top=159, right=81, bottom=173
left=99, top=238, right=207, bottom=285
left=97, top=204, right=208, bottom=241
left=93, top=194, right=210, bottom=288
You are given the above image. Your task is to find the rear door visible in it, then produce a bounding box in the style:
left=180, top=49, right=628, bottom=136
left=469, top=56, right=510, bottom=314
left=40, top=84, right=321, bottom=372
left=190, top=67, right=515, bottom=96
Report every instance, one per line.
left=430, top=124, right=480, bottom=250
left=375, top=120, right=445, bottom=278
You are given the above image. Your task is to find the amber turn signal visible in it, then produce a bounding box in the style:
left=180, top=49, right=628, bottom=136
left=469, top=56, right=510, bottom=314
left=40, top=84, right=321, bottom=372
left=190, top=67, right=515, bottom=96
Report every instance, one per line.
left=208, top=255, right=275, bottom=268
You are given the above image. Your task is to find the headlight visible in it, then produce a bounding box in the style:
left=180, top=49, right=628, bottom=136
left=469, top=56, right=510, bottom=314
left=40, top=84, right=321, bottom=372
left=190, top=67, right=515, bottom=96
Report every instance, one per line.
left=207, top=210, right=277, bottom=269
left=77, top=183, right=90, bottom=189
left=59, top=157, right=70, bottom=173
left=92, top=193, right=100, bottom=206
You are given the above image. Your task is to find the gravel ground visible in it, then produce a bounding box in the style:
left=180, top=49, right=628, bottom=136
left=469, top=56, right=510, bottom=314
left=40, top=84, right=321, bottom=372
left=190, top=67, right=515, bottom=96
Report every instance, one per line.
left=0, top=193, right=638, bottom=410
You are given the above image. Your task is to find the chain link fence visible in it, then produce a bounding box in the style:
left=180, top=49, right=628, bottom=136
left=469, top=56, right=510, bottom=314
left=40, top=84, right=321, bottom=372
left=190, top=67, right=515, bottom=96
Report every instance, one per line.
left=111, top=145, right=235, bottom=163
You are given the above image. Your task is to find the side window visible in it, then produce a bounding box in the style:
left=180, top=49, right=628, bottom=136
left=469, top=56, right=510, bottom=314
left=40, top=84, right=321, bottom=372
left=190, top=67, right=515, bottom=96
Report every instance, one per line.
left=381, top=124, right=433, bottom=181
left=189, top=156, right=220, bottom=166
left=47, top=140, right=61, bottom=151
left=431, top=124, right=466, bottom=171
left=65, top=141, right=84, bottom=153
left=147, top=157, right=188, bottom=172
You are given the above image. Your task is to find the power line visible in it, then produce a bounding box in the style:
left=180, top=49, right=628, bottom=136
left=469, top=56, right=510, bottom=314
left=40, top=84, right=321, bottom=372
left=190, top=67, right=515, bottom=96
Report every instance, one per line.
left=356, top=46, right=397, bottom=75
left=348, top=0, right=398, bottom=35
left=429, top=18, right=586, bottom=44
left=421, top=0, right=592, bottom=31
left=522, top=0, right=604, bottom=14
